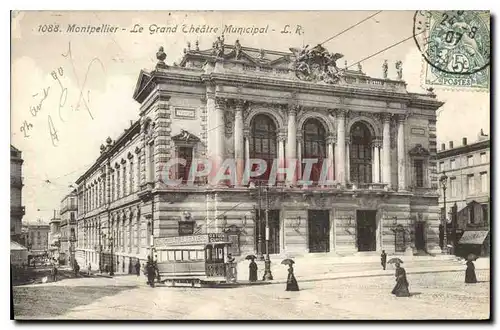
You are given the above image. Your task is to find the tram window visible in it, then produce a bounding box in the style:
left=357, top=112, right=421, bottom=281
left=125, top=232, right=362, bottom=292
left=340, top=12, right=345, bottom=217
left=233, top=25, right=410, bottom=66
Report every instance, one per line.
left=175, top=250, right=182, bottom=260
left=167, top=251, right=175, bottom=261
left=182, top=250, right=189, bottom=261
left=206, top=247, right=212, bottom=261
left=197, top=250, right=205, bottom=260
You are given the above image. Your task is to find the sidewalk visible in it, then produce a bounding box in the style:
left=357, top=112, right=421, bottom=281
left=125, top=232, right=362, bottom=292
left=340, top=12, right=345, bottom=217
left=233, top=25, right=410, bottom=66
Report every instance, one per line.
left=108, top=257, right=489, bottom=287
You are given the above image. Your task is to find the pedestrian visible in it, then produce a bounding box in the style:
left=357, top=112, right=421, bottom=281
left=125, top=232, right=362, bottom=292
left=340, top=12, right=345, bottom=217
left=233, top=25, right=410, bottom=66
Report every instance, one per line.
left=381, top=250, right=387, bottom=270
left=52, top=264, right=58, bottom=282
left=249, top=258, right=258, bottom=282
left=465, top=256, right=478, bottom=284
left=87, top=264, right=92, bottom=276
left=75, top=261, right=80, bottom=277
left=285, top=264, right=299, bottom=291
left=391, top=262, right=410, bottom=297
left=135, top=260, right=141, bottom=277
left=146, top=256, right=155, bottom=287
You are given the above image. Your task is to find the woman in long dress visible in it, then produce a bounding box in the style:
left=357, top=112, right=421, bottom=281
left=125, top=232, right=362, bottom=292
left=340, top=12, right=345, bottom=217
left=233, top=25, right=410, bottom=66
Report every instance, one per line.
left=465, top=259, right=478, bottom=283
left=286, top=265, right=299, bottom=291
left=249, top=259, right=258, bottom=282
left=391, top=263, right=410, bottom=297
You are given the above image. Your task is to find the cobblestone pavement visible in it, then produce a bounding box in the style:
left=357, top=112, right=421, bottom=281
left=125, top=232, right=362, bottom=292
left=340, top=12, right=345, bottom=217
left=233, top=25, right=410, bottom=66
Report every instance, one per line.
left=13, top=270, right=489, bottom=320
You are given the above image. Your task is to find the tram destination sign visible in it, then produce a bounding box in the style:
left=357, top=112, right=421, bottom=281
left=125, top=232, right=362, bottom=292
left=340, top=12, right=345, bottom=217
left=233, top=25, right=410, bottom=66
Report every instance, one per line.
left=155, top=233, right=227, bottom=247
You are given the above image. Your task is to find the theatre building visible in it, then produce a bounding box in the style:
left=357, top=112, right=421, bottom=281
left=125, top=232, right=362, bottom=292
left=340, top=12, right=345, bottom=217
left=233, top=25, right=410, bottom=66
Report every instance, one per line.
left=75, top=38, right=444, bottom=271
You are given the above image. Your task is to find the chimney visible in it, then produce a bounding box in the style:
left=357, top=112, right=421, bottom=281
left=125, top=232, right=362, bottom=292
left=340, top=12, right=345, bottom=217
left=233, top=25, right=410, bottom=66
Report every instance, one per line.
left=449, top=141, right=454, bottom=149
left=463, top=137, right=467, bottom=146
left=441, top=143, right=446, bottom=151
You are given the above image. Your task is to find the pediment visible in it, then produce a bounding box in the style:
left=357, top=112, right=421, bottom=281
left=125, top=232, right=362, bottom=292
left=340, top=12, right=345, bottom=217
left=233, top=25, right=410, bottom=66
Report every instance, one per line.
left=171, top=129, right=200, bottom=143
left=132, top=70, right=153, bottom=103
left=408, top=144, right=430, bottom=157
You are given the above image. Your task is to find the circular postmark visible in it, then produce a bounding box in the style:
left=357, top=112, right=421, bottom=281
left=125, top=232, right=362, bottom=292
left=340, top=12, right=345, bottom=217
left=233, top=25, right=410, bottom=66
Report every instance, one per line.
left=413, top=10, right=490, bottom=76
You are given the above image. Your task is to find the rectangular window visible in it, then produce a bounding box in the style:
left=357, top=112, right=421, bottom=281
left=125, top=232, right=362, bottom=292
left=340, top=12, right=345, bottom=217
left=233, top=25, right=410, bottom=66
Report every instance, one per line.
left=167, top=251, right=175, bottom=261
left=111, top=173, right=115, bottom=201
left=130, top=161, right=134, bottom=193
left=439, top=162, right=444, bottom=173
left=467, top=155, right=474, bottom=167
left=182, top=250, right=189, bottom=261
left=414, top=159, right=424, bottom=187
left=450, top=159, right=456, bottom=170
left=480, top=152, right=487, bottom=164
left=149, top=143, right=155, bottom=182
left=175, top=250, right=182, bottom=261
left=450, top=177, right=457, bottom=197
left=70, top=212, right=75, bottom=221
left=122, top=164, right=127, bottom=196
left=116, top=168, right=121, bottom=199
left=467, top=174, right=475, bottom=195
left=137, top=156, right=141, bottom=189
left=481, top=172, right=488, bottom=192
left=197, top=250, right=205, bottom=260
left=469, top=205, right=476, bottom=224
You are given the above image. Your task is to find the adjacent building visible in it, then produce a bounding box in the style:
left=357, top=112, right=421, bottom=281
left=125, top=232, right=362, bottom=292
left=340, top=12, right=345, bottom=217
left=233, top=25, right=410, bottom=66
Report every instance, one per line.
left=436, top=131, right=490, bottom=256
left=48, top=212, right=61, bottom=261
left=59, top=191, right=78, bottom=265
left=10, top=145, right=25, bottom=243
left=75, top=39, right=444, bottom=272
left=27, top=222, right=50, bottom=256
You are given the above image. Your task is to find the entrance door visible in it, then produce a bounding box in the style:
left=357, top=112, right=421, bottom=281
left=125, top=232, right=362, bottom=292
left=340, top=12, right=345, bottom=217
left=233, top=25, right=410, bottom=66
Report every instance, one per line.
left=356, top=210, right=377, bottom=251
left=308, top=210, right=330, bottom=253
left=415, top=222, right=426, bottom=250
left=255, top=210, right=280, bottom=254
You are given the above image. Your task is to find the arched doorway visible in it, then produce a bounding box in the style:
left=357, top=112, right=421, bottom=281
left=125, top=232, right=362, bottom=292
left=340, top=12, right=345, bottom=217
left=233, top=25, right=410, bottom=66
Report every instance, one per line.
left=302, top=118, right=327, bottom=184
left=249, top=114, right=277, bottom=183
left=349, top=122, right=373, bottom=185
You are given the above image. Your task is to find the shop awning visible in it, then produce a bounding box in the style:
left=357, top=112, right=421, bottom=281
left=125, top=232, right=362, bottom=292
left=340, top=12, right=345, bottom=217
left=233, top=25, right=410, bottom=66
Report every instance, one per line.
left=458, top=231, right=489, bottom=245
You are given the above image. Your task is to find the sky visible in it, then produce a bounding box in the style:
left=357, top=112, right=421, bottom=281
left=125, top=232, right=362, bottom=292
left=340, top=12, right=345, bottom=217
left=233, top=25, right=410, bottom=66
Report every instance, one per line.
left=10, top=11, right=490, bottom=224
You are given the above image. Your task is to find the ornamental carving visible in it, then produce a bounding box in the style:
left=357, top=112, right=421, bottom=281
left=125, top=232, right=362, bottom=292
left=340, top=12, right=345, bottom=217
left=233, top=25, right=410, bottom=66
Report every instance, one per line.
left=225, top=111, right=234, bottom=137
left=289, top=44, right=344, bottom=84
left=408, top=144, right=430, bottom=157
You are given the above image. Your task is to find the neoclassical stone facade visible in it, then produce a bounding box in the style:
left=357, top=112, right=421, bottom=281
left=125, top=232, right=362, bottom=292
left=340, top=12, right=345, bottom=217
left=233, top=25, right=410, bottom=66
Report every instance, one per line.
left=75, top=39, right=444, bottom=271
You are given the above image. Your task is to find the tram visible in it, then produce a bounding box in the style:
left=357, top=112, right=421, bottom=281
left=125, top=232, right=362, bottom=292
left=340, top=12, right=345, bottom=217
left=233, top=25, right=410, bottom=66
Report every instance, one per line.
left=154, top=233, right=233, bottom=287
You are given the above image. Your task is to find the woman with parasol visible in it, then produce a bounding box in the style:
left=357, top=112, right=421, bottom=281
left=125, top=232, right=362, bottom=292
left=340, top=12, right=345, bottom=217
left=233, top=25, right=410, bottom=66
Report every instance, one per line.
left=388, top=258, right=410, bottom=297
left=282, top=259, right=299, bottom=291
left=465, top=254, right=478, bottom=283
left=245, top=255, right=258, bottom=282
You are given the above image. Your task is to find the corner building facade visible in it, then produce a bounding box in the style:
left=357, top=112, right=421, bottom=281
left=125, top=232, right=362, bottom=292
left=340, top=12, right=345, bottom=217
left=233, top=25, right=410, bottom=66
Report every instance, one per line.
left=75, top=40, right=444, bottom=271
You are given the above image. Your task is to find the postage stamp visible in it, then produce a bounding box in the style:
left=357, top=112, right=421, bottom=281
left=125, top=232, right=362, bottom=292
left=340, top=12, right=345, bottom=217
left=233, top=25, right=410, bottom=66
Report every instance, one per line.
left=413, top=10, right=490, bottom=90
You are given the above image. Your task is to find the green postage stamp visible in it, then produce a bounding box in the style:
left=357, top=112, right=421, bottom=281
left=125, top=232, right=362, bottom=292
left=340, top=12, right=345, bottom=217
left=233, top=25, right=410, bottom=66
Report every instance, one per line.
left=413, top=10, right=490, bottom=91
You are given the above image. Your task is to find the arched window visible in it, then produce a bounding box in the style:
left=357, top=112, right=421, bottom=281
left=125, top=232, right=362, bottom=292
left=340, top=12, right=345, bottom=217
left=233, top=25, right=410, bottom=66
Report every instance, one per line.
left=250, top=114, right=277, bottom=182
left=302, top=119, right=327, bottom=183
left=350, top=122, right=373, bottom=184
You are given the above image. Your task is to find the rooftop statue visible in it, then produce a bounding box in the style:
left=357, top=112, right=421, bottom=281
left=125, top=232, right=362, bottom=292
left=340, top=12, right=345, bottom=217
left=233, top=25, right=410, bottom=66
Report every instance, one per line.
left=289, top=44, right=344, bottom=84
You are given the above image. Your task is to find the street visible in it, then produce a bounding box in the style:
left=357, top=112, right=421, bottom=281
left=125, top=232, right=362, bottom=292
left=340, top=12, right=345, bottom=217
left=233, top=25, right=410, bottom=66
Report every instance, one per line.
left=13, top=270, right=490, bottom=320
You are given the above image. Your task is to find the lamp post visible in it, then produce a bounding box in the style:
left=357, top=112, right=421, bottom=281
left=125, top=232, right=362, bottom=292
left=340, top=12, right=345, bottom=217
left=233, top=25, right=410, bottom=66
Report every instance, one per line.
left=257, top=181, right=264, bottom=261
left=263, top=186, right=273, bottom=281
left=439, top=171, right=448, bottom=254
left=108, top=234, right=114, bottom=276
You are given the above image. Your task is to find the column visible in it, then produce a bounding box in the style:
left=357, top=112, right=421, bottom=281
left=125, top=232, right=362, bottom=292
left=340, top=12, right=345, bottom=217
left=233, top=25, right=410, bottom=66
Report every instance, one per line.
left=244, top=129, right=250, bottom=180
left=373, top=140, right=381, bottom=183
left=327, top=136, right=335, bottom=182
left=336, top=109, right=347, bottom=185
left=397, top=115, right=406, bottom=191
left=382, top=113, right=392, bottom=187
left=286, top=105, right=297, bottom=185
left=234, top=100, right=244, bottom=186
left=346, top=137, right=351, bottom=183
left=372, top=144, right=376, bottom=183
left=214, top=97, right=226, bottom=178
left=297, top=135, right=303, bottom=182
left=278, top=134, right=286, bottom=183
